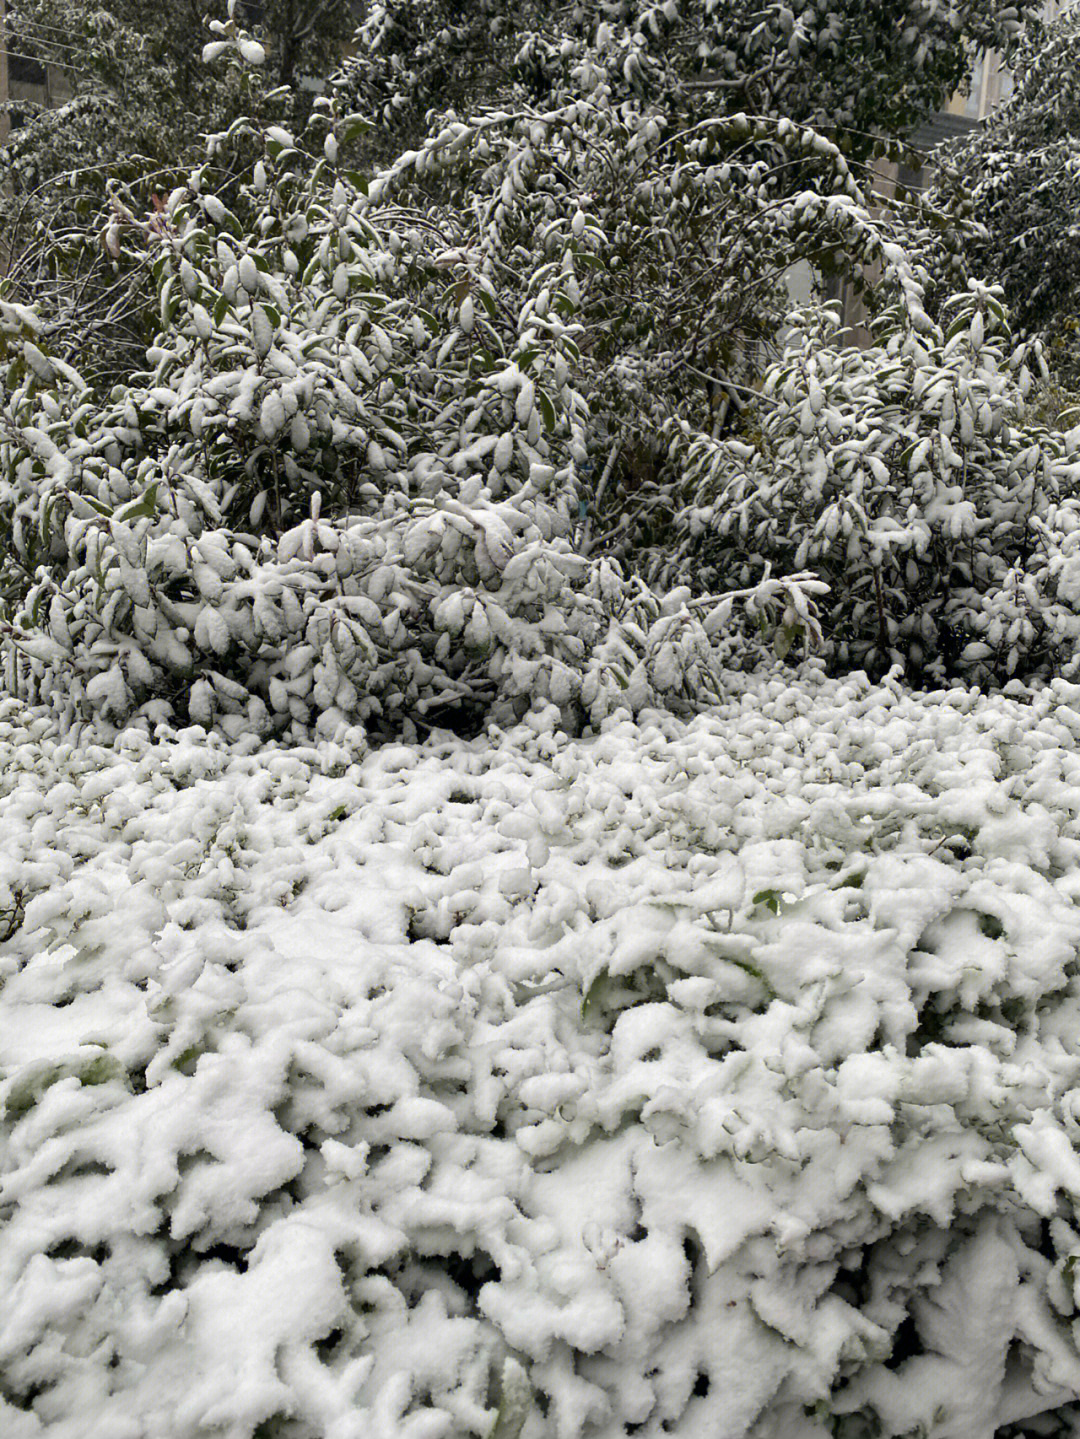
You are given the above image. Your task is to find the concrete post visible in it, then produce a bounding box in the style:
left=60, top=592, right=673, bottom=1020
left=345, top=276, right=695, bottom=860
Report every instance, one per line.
left=0, top=0, right=10, bottom=148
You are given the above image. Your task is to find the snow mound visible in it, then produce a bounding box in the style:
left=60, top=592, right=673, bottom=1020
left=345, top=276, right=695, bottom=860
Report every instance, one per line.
left=4, top=662, right=1080, bottom=1436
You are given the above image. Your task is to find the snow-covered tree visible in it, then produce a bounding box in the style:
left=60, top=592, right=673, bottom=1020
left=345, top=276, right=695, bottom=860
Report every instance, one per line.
left=347, top=0, right=1042, bottom=159
left=929, top=4, right=1080, bottom=384
left=6, top=0, right=354, bottom=113
left=0, top=0, right=356, bottom=279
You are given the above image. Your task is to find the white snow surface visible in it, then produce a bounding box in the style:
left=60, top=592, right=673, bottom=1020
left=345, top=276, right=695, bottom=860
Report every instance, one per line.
left=4, top=661, right=1080, bottom=1436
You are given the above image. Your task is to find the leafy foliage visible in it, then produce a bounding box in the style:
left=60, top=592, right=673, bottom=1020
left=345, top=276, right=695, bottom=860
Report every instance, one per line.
left=361, top=89, right=946, bottom=505
left=647, top=286, right=1080, bottom=686
left=9, top=13, right=1080, bottom=1439
left=1, top=52, right=842, bottom=739
left=0, top=0, right=356, bottom=279
left=6, top=0, right=354, bottom=123
left=346, top=0, right=1041, bottom=158
left=929, top=4, right=1080, bottom=384
left=6, top=674, right=1080, bottom=1435
left=7, top=13, right=1080, bottom=734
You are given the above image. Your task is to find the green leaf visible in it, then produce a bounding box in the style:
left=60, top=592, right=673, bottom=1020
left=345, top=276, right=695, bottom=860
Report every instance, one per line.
left=581, top=970, right=607, bottom=1021
left=159, top=276, right=176, bottom=327
left=829, top=869, right=866, bottom=891
left=945, top=312, right=972, bottom=341
left=3, top=1064, right=64, bottom=1121
left=78, top=1051, right=125, bottom=1087
left=114, top=482, right=159, bottom=523
left=977, top=912, right=1005, bottom=940
left=773, top=623, right=797, bottom=660
left=536, top=389, right=557, bottom=432
left=985, top=295, right=1006, bottom=323
left=39, top=493, right=56, bottom=548
left=487, top=1358, right=531, bottom=1439
left=752, top=889, right=781, bottom=915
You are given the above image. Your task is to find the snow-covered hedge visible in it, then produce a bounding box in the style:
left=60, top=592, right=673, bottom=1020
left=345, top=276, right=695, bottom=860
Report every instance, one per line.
left=6, top=665, right=1080, bottom=1436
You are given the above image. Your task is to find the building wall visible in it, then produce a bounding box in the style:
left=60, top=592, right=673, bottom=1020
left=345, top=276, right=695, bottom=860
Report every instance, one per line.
left=1, top=0, right=74, bottom=144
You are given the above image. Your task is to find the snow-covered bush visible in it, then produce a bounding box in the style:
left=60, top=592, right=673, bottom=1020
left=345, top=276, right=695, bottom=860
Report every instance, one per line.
left=6, top=670, right=1080, bottom=1435
left=1, top=81, right=845, bottom=739
left=650, top=287, right=1080, bottom=685
left=12, top=28, right=955, bottom=739
left=9, top=14, right=1072, bottom=734
left=364, top=96, right=941, bottom=457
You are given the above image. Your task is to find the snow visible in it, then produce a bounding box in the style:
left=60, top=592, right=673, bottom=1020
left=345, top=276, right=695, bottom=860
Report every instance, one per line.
left=5, top=664, right=1080, bottom=1434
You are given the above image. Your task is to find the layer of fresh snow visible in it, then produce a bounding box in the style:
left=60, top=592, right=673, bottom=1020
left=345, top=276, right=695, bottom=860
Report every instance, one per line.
left=4, top=660, right=1080, bottom=1436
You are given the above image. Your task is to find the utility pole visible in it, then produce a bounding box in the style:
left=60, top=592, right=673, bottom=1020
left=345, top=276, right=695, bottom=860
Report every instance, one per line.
left=1, top=0, right=10, bottom=279
left=0, top=0, right=9, bottom=148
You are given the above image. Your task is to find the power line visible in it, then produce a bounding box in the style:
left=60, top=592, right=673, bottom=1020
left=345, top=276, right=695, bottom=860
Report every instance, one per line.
left=9, top=12, right=168, bottom=44
left=8, top=20, right=77, bottom=42
left=6, top=28, right=89, bottom=58
left=4, top=11, right=92, bottom=40
left=12, top=15, right=99, bottom=44
left=2, top=46, right=90, bottom=76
